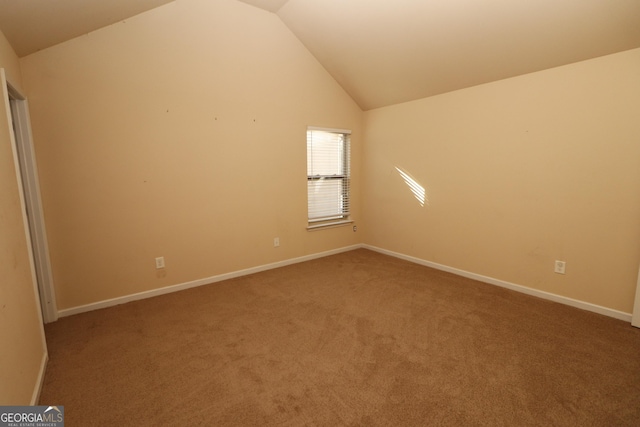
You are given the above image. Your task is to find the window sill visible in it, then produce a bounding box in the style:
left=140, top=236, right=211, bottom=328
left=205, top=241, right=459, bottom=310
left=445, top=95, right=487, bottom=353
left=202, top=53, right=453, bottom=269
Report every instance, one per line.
left=307, top=220, right=354, bottom=231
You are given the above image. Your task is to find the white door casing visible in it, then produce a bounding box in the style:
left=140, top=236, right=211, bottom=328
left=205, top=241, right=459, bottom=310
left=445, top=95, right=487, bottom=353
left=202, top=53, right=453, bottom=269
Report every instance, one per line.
left=632, top=265, right=640, bottom=328
left=2, top=69, right=58, bottom=323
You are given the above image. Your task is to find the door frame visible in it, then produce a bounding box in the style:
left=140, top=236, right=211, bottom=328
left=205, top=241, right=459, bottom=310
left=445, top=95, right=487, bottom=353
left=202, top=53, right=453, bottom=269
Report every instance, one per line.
left=3, top=70, right=58, bottom=323
left=632, top=265, right=640, bottom=328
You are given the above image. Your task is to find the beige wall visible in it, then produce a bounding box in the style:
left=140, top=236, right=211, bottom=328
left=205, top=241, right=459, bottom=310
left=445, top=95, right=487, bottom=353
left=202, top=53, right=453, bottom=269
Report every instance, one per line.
left=13, top=0, right=640, bottom=317
left=362, top=48, right=640, bottom=313
left=20, top=0, right=363, bottom=310
left=0, top=29, right=47, bottom=404
left=0, top=30, right=21, bottom=89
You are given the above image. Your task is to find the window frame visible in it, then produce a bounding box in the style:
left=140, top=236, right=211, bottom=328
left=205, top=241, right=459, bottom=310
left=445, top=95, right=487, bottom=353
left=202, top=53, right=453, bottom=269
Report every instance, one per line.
left=306, top=126, right=353, bottom=230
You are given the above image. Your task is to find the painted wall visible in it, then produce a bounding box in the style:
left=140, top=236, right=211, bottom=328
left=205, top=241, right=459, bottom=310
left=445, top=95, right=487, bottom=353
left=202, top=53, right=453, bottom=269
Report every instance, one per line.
left=0, top=31, right=21, bottom=87
left=0, top=29, right=47, bottom=404
left=362, top=48, right=640, bottom=314
left=19, top=0, right=363, bottom=310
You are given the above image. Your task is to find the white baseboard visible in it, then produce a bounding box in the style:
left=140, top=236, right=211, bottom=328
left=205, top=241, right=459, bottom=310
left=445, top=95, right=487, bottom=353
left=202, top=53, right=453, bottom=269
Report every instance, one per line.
left=57, top=243, right=632, bottom=323
left=58, top=245, right=362, bottom=318
left=363, top=244, right=633, bottom=323
left=30, top=351, right=48, bottom=405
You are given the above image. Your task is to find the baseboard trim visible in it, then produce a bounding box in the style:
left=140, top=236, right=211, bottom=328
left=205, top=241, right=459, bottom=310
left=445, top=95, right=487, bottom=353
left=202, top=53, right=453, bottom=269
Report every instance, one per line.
left=57, top=243, right=632, bottom=323
left=30, top=351, right=48, bottom=405
left=58, top=244, right=363, bottom=318
left=363, top=244, right=632, bottom=322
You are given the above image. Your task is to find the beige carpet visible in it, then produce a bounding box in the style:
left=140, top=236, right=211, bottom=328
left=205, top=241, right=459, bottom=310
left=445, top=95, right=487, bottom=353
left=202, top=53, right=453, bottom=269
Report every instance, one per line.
left=40, top=249, right=640, bottom=426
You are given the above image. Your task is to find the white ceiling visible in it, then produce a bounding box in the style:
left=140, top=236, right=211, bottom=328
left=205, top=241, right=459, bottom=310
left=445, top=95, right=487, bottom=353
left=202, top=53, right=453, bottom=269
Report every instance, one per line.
left=1, top=0, right=639, bottom=110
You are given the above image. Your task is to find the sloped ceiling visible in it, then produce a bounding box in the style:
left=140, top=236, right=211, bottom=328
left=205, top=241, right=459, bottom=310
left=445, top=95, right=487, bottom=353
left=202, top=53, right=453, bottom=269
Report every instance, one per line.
left=271, top=0, right=640, bottom=110
left=0, top=0, right=174, bottom=57
left=2, top=0, right=640, bottom=110
left=237, top=0, right=289, bottom=13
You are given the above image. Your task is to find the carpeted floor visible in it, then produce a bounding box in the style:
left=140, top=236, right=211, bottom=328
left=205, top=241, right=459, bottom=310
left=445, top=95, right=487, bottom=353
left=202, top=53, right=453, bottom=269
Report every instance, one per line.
left=40, top=249, right=640, bottom=426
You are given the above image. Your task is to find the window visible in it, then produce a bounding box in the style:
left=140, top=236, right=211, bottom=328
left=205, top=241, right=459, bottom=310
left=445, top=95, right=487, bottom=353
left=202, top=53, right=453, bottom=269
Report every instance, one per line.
left=307, top=127, right=351, bottom=229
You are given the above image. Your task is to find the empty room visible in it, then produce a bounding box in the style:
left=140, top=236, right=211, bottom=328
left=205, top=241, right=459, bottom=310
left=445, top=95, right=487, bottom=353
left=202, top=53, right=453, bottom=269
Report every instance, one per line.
left=1, top=0, right=640, bottom=425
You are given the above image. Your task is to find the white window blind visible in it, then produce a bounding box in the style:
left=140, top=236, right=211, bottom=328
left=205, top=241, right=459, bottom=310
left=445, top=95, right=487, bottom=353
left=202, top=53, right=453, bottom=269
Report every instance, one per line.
left=307, top=127, right=351, bottom=227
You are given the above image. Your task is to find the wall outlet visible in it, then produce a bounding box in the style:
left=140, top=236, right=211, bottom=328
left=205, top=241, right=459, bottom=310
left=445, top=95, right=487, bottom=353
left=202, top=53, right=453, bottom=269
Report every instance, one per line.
left=274, top=237, right=280, bottom=247
left=554, top=260, right=566, bottom=275
left=155, top=256, right=165, bottom=269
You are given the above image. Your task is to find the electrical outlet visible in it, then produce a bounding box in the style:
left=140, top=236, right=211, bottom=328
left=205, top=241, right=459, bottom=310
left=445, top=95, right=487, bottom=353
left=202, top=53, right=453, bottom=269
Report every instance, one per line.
left=274, top=237, right=280, bottom=247
left=155, top=257, right=165, bottom=269
left=554, top=260, right=566, bottom=275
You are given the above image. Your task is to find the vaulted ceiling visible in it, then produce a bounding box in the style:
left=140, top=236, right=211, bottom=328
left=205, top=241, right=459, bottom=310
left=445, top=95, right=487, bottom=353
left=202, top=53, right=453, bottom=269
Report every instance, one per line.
left=1, top=0, right=639, bottom=110
left=0, top=0, right=174, bottom=58
left=267, top=0, right=640, bottom=110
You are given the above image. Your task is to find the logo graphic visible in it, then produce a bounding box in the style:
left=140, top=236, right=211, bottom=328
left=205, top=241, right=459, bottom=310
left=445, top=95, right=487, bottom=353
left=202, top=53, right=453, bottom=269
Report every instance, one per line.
left=0, top=405, right=64, bottom=427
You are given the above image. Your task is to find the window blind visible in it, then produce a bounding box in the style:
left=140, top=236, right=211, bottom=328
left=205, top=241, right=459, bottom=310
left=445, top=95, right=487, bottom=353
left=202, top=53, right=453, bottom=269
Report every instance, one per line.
left=307, top=128, right=351, bottom=225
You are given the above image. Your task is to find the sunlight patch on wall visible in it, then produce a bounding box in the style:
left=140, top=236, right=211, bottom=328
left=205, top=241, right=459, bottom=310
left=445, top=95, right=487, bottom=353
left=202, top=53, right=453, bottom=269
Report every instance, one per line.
left=395, top=167, right=427, bottom=207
